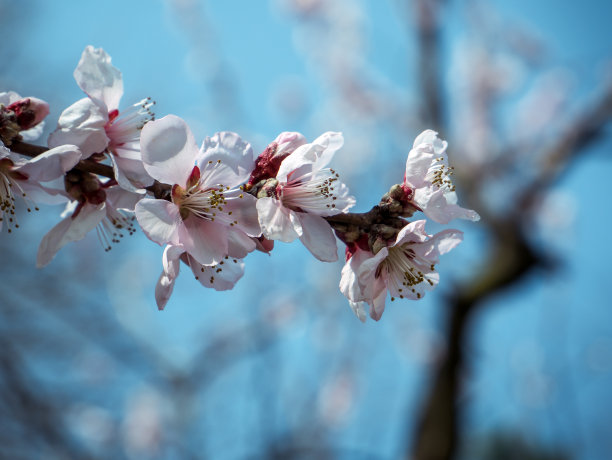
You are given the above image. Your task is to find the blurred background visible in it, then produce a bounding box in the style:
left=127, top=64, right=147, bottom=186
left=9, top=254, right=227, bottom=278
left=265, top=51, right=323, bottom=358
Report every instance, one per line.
left=1, top=0, right=612, bottom=459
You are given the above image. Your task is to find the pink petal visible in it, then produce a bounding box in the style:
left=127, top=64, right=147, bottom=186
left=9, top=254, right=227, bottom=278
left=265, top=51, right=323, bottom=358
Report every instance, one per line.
left=74, top=46, right=123, bottom=112
left=140, top=115, right=199, bottom=186
left=180, top=217, right=228, bottom=266
left=297, top=213, right=338, bottom=262
left=135, top=198, right=180, bottom=245
left=226, top=227, right=257, bottom=259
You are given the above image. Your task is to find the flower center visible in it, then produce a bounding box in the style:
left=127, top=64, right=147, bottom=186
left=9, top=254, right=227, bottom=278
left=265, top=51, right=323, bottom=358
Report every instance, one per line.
left=281, top=168, right=341, bottom=213
left=96, top=208, right=137, bottom=252
left=0, top=158, right=36, bottom=233
left=427, top=157, right=456, bottom=192
left=105, top=97, right=155, bottom=152
left=377, top=244, right=436, bottom=300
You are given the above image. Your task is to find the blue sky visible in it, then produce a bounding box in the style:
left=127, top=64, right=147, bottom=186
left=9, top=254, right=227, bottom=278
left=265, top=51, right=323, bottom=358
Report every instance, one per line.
left=2, top=0, right=612, bottom=458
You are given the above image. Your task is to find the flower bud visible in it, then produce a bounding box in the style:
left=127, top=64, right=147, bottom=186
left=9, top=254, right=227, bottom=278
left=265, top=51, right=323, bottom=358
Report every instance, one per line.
left=7, top=97, right=50, bottom=130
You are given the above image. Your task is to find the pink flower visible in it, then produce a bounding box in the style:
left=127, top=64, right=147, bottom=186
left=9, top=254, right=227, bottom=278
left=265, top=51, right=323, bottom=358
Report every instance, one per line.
left=339, top=220, right=463, bottom=321
left=255, top=132, right=355, bottom=262
left=1, top=141, right=81, bottom=232
left=48, top=46, right=154, bottom=191
left=135, top=115, right=261, bottom=266
left=37, top=182, right=142, bottom=267
left=155, top=244, right=245, bottom=310
left=402, top=130, right=479, bottom=224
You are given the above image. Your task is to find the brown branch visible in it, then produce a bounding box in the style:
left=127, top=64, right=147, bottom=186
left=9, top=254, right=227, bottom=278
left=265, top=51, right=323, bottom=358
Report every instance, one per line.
left=517, top=82, right=612, bottom=212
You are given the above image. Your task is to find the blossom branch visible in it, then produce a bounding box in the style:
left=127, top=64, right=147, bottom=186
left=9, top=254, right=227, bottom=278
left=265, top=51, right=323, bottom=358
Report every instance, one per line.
left=7, top=140, right=411, bottom=237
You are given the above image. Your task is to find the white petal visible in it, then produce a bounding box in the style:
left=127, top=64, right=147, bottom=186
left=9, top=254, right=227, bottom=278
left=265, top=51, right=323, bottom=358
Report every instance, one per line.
left=413, top=129, right=447, bottom=155
left=74, top=46, right=123, bottom=111
left=415, top=187, right=480, bottom=224
left=226, top=227, right=257, bottom=259
left=404, top=144, right=437, bottom=189
left=198, top=131, right=254, bottom=185
left=220, top=191, right=261, bottom=237
left=16, top=145, right=81, bottom=181
left=310, top=131, right=343, bottom=171
left=135, top=199, right=180, bottom=245
left=189, top=255, right=245, bottom=291
left=48, top=98, right=109, bottom=158
left=348, top=301, right=368, bottom=323
left=37, top=203, right=106, bottom=267
left=414, top=228, right=463, bottom=263
left=105, top=186, right=143, bottom=211
left=155, top=245, right=185, bottom=310
left=256, top=197, right=301, bottom=242
left=110, top=154, right=153, bottom=193
left=179, top=218, right=228, bottom=266
left=369, top=279, right=389, bottom=321
left=297, top=213, right=338, bottom=262
left=393, top=220, right=429, bottom=247
left=140, top=115, right=198, bottom=186
left=339, top=248, right=373, bottom=302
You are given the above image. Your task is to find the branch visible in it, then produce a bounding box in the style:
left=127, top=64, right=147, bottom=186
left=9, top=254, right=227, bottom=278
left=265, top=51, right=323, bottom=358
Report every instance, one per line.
left=410, top=82, right=612, bottom=460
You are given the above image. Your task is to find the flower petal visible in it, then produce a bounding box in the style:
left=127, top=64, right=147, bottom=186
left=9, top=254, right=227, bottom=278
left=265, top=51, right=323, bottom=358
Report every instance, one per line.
left=189, top=255, right=245, bottom=291
left=74, top=46, right=123, bottom=111
left=219, top=191, right=261, bottom=237
left=297, top=213, right=338, bottom=262
left=16, top=145, right=81, bottom=181
left=48, top=98, right=109, bottom=158
left=140, top=115, right=198, bottom=186
left=179, top=217, right=228, bottom=266
left=155, top=244, right=185, bottom=310
left=198, top=131, right=254, bottom=185
left=135, top=198, right=180, bottom=245
left=415, top=187, right=480, bottom=224
left=37, top=203, right=106, bottom=267
left=256, top=197, right=301, bottom=242
left=226, top=227, right=257, bottom=259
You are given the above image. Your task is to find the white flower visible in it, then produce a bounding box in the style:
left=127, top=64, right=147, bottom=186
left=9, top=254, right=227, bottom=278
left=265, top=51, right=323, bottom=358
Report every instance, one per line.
left=403, top=130, right=479, bottom=224
left=135, top=115, right=261, bottom=266
left=339, top=220, right=463, bottom=321
left=256, top=132, right=355, bottom=262
left=48, top=46, right=154, bottom=191
left=1, top=141, right=81, bottom=232
left=37, top=184, right=142, bottom=267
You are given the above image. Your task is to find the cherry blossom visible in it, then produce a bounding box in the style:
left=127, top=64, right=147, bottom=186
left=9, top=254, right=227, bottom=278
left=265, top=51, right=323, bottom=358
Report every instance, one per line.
left=401, top=130, right=479, bottom=224
left=48, top=46, right=154, bottom=191
left=246, top=131, right=306, bottom=188
left=135, top=115, right=261, bottom=266
left=37, top=182, right=142, bottom=267
left=339, top=220, right=463, bottom=321
left=255, top=132, right=355, bottom=262
left=155, top=244, right=245, bottom=310
left=1, top=141, right=81, bottom=232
